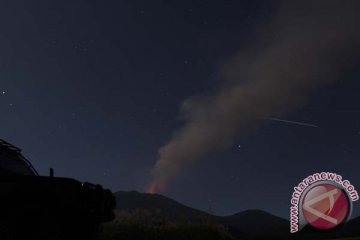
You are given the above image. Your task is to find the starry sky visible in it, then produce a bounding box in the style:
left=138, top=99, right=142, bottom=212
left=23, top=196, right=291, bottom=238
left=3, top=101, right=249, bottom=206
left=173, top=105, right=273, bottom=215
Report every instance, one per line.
left=0, top=0, right=359, bottom=219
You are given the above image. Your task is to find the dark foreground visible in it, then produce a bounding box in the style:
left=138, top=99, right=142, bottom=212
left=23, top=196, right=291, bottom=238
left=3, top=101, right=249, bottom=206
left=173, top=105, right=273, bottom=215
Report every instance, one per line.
left=99, top=209, right=360, bottom=240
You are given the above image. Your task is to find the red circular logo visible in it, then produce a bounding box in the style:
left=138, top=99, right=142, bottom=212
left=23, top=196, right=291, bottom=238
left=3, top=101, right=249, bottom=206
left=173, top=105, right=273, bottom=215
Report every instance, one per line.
left=301, top=183, right=350, bottom=230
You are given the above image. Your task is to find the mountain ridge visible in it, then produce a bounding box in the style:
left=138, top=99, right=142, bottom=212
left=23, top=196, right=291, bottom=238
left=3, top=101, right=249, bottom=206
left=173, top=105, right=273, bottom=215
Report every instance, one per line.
left=114, top=190, right=284, bottom=219
left=113, top=191, right=290, bottom=239
left=113, top=190, right=360, bottom=239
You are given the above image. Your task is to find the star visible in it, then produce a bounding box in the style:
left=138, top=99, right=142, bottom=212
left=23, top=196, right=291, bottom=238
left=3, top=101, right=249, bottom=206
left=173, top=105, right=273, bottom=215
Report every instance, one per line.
left=2, top=91, right=5, bottom=95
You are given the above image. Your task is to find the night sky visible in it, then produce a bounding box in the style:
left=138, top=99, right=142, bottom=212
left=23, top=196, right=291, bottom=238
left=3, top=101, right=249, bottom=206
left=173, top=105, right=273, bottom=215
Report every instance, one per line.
left=1, top=1, right=359, bottom=219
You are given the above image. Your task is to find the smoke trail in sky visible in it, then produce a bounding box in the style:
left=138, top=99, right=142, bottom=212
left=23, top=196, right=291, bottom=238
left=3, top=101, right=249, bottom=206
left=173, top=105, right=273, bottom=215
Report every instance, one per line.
left=266, top=118, right=318, bottom=128
left=147, top=1, right=360, bottom=193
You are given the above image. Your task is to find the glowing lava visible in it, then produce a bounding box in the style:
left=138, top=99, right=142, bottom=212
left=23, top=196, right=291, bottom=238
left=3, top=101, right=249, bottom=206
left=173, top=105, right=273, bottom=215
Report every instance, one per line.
left=146, top=181, right=167, bottom=194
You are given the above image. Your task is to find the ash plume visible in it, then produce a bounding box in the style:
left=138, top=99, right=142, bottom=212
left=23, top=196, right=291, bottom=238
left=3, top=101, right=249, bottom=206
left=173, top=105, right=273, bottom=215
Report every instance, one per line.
left=147, top=1, right=360, bottom=193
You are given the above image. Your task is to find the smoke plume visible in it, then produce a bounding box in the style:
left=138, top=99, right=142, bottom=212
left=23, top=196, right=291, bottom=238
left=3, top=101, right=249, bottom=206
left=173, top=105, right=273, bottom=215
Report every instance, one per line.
left=147, top=1, right=360, bottom=193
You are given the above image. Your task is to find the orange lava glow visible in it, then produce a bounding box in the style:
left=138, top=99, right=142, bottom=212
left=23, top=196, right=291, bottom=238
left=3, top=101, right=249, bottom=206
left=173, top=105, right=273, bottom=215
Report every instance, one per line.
left=146, top=181, right=167, bottom=194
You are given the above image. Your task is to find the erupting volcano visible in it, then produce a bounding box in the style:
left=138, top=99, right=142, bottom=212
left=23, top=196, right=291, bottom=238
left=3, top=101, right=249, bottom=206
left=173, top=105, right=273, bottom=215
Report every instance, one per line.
left=146, top=181, right=167, bottom=194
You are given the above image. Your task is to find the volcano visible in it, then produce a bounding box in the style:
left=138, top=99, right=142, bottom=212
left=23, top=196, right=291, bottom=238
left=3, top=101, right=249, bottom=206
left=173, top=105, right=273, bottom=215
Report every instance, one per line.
left=112, top=191, right=360, bottom=239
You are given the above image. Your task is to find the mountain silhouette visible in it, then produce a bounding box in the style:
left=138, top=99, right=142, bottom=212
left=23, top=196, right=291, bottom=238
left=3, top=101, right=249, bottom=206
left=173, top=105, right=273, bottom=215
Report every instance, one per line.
left=115, top=191, right=204, bottom=214
left=114, top=191, right=289, bottom=239
left=114, top=191, right=216, bottom=224
left=221, top=209, right=289, bottom=239
left=113, top=191, right=360, bottom=239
